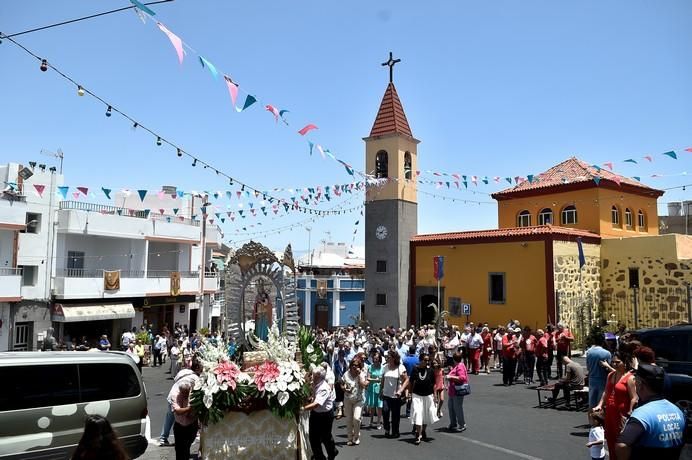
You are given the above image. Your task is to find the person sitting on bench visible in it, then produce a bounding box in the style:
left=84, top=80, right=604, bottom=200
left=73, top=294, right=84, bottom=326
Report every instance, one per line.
left=549, top=355, right=584, bottom=408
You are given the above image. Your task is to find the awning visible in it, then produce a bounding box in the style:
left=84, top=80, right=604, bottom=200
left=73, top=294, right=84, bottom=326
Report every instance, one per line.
left=51, top=303, right=135, bottom=322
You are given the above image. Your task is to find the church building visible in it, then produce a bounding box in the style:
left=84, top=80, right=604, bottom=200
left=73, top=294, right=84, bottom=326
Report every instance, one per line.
left=364, top=57, right=692, bottom=337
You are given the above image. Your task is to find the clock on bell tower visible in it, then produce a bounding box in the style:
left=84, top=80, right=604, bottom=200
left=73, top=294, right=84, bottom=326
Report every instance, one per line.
left=364, top=52, right=419, bottom=329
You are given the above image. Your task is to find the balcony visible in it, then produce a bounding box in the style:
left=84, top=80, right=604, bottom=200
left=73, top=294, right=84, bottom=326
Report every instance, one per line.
left=0, top=267, right=22, bottom=300
left=57, top=201, right=201, bottom=241
left=53, top=269, right=219, bottom=300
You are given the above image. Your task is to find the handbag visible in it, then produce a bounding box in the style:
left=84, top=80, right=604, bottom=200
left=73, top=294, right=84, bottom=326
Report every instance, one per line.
left=454, top=383, right=471, bottom=396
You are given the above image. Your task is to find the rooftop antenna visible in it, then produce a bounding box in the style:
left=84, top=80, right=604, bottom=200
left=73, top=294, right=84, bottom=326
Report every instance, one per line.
left=40, top=148, right=64, bottom=174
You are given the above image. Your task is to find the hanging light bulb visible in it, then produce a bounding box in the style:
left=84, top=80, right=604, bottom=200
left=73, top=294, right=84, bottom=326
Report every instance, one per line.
left=229, top=178, right=234, bottom=186
left=156, top=137, right=162, bottom=146
left=177, top=148, right=183, bottom=157
left=77, top=86, right=85, bottom=96
left=132, top=122, right=138, bottom=130
left=40, top=59, right=48, bottom=71
left=105, top=106, right=112, bottom=117
left=192, top=159, right=197, bottom=167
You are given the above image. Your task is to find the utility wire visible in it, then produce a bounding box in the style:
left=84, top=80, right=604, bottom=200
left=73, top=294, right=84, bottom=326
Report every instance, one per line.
left=3, top=1, right=174, bottom=38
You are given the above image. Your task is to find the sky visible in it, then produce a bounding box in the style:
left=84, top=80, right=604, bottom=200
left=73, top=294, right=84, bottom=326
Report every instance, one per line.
left=1, top=0, right=691, bottom=255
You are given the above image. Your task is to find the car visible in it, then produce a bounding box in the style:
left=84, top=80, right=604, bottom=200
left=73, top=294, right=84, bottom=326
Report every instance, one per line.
left=0, top=351, right=148, bottom=459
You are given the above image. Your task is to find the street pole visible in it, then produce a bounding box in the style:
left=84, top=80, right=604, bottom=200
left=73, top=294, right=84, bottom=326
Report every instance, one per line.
left=198, top=198, right=209, bottom=332
left=306, top=227, right=312, bottom=266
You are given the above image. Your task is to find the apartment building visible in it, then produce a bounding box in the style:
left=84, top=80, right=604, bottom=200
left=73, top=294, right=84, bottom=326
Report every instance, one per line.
left=0, top=162, right=221, bottom=351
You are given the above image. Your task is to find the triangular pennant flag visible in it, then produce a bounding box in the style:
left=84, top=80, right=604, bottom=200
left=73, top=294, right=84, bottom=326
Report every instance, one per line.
left=265, top=105, right=280, bottom=122
left=156, top=23, right=184, bottom=65
left=298, top=124, right=318, bottom=136
left=173, top=208, right=179, bottom=215
left=611, top=176, right=621, bottom=186
left=685, top=147, right=692, bottom=153
left=308, top=141, right=315, bottom=156
left=624, top=159, right=638, bottom=164
left=505, top=177, right=512, bottom=184
left=236, top=95, right=257, bottom=112
left=176, top=190, right=184, bottom=198
left=144, top=209, right=151, bottom=218
left=527, top=175, right=534, bottom=183
left=223, top=75, right=239, bottom=107
left=57, top=186, right=69, bottom=199
left=77, top=186, right=88, bottom=196
left=72, top=192, right=80, bottom=200
left=662, top=151, right=677, bottom=159
left=129, top=0, right=156, bottom=16
left=116, top=209, right=123, bottom=215
left=159, top=208, right=165, bottom=215
left=643, top=155, right=653, bottom=162
left=632, top=176, right=641, bottom=182
left=593, top=177, right=601, bottom=185
left=33, top=184, right=45, bottom=197
left=603, top=162, right=614, bottom=170
left=316, top=145, right=326, bottom=159
left=102, top=188, right=112, bottom=199
left=199, top=56, right=219, bottom=80
left=221, top=218, right=225, bottom=223
left=137, top=189, right=147, bottom=201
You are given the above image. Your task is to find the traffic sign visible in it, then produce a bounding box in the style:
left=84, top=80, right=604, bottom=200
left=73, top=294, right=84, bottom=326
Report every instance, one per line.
left=462, top=303, right=471, bottom=316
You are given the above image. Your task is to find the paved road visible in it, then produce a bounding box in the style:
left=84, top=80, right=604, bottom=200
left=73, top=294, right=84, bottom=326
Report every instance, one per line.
left=137, top=357, right=691, bottom=460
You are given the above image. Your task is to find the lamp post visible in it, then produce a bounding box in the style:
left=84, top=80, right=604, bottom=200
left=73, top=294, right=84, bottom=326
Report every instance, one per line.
left=198, top=198, right=210, bottom=332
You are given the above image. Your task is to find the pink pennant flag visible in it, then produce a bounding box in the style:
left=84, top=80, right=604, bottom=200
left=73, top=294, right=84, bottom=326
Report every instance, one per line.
left=454, top=181, right=459, bottom=188
left=157, top=23, right=184, bottom=64
left=643, top=155, right=653, bottom=162
left=159, top=208, right=165, bottom=215
left=603, top=162, right=614, bottom=171
left=686, top=147, right=692, bottom=153
left=223, top=75, right=239, bottom=108
left=77, top=187, right=88, bottom=196
left=33, top=184, right=45, bottom=197
left=72, top=192, right=80, bottom=200
left=316, top=145, right=326, bottom=159
left=493, top=176, right=501, bottom=183
left=433, top=172, right=442, bottom=176
left=451, top=173, right=460, bottom=180
left=298, top=124, right=318, bottom=136
left=471, top=176, right=478, bottom=186
left=265, top=105, right=280, bottom=123
left=611, top=176, right=621, bottom=186
left=236, top=191, right=242, bottom=199
left=209, top=219, right=214, bottom=225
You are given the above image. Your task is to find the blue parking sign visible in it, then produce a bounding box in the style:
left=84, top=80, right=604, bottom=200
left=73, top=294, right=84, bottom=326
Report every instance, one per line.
left=462, top=303, right=471, bottom=316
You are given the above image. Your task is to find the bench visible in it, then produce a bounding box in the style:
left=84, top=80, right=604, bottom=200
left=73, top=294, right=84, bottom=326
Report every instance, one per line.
left=536, top=384, right=589, bottom=409
left=536, top=384, right=556, bottom=408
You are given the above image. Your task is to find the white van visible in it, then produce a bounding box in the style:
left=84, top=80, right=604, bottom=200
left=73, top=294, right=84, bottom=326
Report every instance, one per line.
left=0, top=351, right=148, bottom=459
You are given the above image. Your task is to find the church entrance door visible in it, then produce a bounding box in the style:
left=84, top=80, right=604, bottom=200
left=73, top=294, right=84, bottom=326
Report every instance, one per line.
left=420, top=294, right=438, bottom=326
left=314, top=303, right=329, bottom=329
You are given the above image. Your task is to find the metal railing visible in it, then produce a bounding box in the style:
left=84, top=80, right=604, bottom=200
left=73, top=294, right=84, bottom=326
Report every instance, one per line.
left=0, top=267, right=22, bottom=276
left=59, top=201, right=199, bottom=227
left=57, top=268, right=146, bottom=278
left=146, top=270, right=199, bottom=278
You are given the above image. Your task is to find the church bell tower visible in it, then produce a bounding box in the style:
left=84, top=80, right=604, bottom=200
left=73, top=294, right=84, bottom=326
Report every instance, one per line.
left=364, top=53, right=419, bottom=328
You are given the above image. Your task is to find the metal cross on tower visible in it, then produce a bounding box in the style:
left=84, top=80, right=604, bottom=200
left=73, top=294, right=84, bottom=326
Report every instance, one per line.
left=381, top=51, right=401, bottom=83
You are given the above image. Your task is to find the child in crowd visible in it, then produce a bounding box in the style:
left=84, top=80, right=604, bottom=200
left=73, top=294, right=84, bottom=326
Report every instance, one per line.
left=586, top=411, right=605, bottom=460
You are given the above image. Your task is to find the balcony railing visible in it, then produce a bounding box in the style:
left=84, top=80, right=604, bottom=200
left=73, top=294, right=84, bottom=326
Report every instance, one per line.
left=57, top=268, right=146, bottom=278
left=146, top=270, right=199, bottom=278
left=0, top=267, right=22, bottom=276
left=59, top=201, right=199, bottom=226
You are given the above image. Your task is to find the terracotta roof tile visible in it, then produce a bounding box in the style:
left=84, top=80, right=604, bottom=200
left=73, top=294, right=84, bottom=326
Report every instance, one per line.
left=369, top=83, right=413, bottom=137
left=411, top=225, right=601, bottom=243
left=491, top=157, right=663, bottom=198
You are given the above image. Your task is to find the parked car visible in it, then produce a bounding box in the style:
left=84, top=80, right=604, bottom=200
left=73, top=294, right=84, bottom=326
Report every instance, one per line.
left=0, top=351, right=148, bottom=459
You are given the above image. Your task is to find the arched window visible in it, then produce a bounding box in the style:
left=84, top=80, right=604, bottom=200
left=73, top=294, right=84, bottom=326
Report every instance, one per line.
left=611, top=205, right=620, bottom=227
left=561, top=205, right=578, bottom=225
left=625, top=208, right=633, bottom=229
left=404, top=151, right=412, bottom=180
left=517, top=210, right=531, bottom=227
left=375, top=150, right=388, bottom=179
left=638, top=210, right=646, bottom=231
left=538, top=208, right=553, bottom=225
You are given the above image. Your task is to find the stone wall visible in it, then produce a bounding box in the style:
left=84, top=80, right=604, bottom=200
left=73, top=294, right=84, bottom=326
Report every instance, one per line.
left=553, top=241, right=601, bottom=345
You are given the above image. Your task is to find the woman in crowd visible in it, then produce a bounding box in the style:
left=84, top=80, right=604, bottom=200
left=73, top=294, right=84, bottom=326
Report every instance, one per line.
left=379, top=350, right=408, bottom=438
left=365, top=352, right=384, bottom=428
left=171, top=381, right=198, bottom=460
left=333, top=349, right=348, bottom=419
left=341, top=357, right=368, bottom=446
left=71, top=415, right=129, bottom=460
left=480, top=327, right=493, bottom=374
left=134, top=338, right=145, bottom=373
left=408, top=353, right=439, bottom=444
left=302, top=365, right=338, bottom=460
left=593, top=352, right=637, bottom=460
left=493, top=327, right=505, bottom=370
left=445, top=351, right=468, bottom=432
left=430, top=346, right=445, bottom=418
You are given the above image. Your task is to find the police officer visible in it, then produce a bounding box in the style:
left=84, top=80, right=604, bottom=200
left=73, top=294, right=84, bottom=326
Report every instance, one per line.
left=615, top=363, right=685, bottom=460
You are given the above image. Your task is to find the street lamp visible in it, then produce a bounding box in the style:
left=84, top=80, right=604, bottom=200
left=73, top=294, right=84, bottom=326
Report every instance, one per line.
left=305, top=226, right=312, bottom=266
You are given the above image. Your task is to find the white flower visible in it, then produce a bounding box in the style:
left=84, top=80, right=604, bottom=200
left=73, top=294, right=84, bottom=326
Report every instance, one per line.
left=277, top=391, right=289, bottom=406
left=193, top=378, right=203, bottom=391
left=287, top=382, right=299, bottom=392
left=306, top=344, right=314, bottom=354
left=277, top=380, right=288, bottom=392
left=238, top=372, right=252, bottom=384
left=203, top=392, right=214, bottom=409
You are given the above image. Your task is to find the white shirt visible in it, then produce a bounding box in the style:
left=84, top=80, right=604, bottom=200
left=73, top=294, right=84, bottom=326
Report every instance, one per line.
left=588, top=426, right=605, bottom=458
left=468, top=333, right=483, bottom=349
left=382, top=364, right=406, bottom=398
left=494, top=333, right=504, bottom=351
left=460, top=332, right=470, bottom=347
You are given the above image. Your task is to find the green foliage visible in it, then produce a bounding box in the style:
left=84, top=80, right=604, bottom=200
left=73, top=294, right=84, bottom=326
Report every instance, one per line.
left=135, top=331, right=150, bottom=344
left=298, top=325, right=323, bottom=369
left=198, top=327, right=210, bottom=337
left=190, top=384, right=249, bottom=426
left=584, top=316, right=612, bottom=348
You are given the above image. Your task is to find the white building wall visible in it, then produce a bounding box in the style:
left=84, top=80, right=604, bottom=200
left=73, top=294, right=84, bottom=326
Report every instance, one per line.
left=0, top=230, right=14, bottom=268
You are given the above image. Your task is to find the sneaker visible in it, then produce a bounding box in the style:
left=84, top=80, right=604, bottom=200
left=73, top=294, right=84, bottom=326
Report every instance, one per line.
left=354, top=438, right=360, bottom=445
left=377, top=425, right=383, bottom=430
left=158, top=439, right=170, bottom=447
left=459, top=425, right=467, bottom=432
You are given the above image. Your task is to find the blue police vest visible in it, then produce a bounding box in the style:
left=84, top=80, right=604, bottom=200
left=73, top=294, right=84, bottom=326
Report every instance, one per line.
left=630, top=399, right=685, bottom=448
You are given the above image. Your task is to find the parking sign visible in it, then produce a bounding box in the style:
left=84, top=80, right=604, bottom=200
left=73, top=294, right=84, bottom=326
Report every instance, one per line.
left=462, top=303, right=471, bottom=316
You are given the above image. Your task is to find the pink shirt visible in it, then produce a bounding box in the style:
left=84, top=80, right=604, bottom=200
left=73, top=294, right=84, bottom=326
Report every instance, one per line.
left=447, top=362, right=468, bottom=397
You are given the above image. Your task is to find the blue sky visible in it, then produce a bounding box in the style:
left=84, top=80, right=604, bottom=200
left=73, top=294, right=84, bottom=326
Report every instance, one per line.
left=1, top=0, right=691, bottom=253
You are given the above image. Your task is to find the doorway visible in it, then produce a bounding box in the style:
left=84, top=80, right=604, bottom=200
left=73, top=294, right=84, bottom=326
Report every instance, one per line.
left=314, top=303, right=329, bottom=330
left=420, top=294, right=438, bottom=326
left=13, top=321, right=32, bottom=351
left=189, top=309, right=198, bottom=333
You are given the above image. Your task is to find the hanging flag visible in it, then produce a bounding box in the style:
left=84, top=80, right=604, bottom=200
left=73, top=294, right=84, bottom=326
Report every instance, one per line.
left=685, top=147, right=692, bottom=153
left=223, top=76, right=239, bottom=106
left=33, top=184, right=45, bottom=197
left=159, top=208, right=165, bottom=215
left=144, top=209, right=151, bottom=218
left=137, top=189, right=148, bottom=201
left=173, top=208, right=179, bottom=215
left=662, top=151, right=677, bottom=159
left=76, top=186, right=88, bottom=196
left=129, top=0, right=156, bottom=16
left=316, top=145, right=326, bottom=159
left=199, top=56, right=219, bottom=79
left=624, top=159, right=638, bottom=164
left=308, top=141, right=315, bottom=156
left=603, top=162, right=614, bottom=170
left=505, top=177, right=512, bottom=184
left=577, top=237, right=586, bottom=269
left=298, top=124, right=318, bottom=136
left=265, top=104, right=280, bottom=122
left=237, top=94, right=257, bottom=112
left=72, top=192, right=80, bottom=200
left=643, top=155, right=653, bottom=162
left=593, top=177, right=601, bottom=185
left=57, top=186, right=69, bottom=199
left=433, top=256, right=444, bottom=281
left=102, top=188, right=112, bottom=199
left=632, top=176, right=641, bottom=182
left=527, top=175, right=534, bottom=183
left=157, top=23, right=184, bottom=65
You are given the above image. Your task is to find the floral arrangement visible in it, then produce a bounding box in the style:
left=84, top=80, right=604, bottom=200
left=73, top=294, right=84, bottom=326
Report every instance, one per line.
left=190, top=324, right=309, bottom=424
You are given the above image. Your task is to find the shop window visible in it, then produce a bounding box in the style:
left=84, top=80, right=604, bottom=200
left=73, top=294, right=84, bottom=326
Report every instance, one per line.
left=22, top=212, right=41, bottom=234
left=638, top=210, right=646, bottom=231
left=628, top=268, right=639, bottom=289
left=375, top=150, right=388, bottom=179
left=538, top=208, right=553, bottom=225
left=376, top=293, right=387, bottom=306
left=488, top=273, right=506, bottom=304
left=376, top=260, right=387, bottom=273
left=561, top=205, right=578, bottom=225
left=625, top=208, right=633, bottom=229
left=611, top=206, right=620, bottom=227
left=517, top=210, right=531, bottom=227
left=404, top=151, right=412, bottom=180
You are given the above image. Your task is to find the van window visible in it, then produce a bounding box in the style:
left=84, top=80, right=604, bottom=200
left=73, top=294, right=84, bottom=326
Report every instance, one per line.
left=0, top=364, right=79, bottom=410
left=642, top=334, right=687, bottom=362
left=79, top=363, right=141, bottom=402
